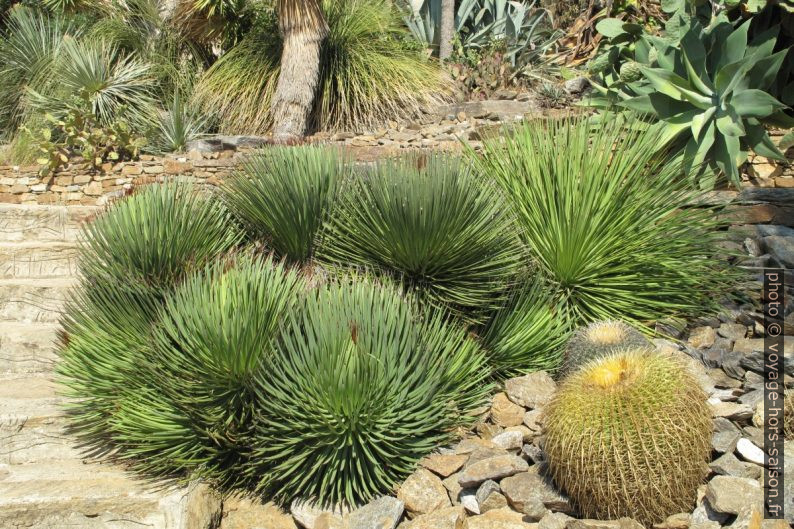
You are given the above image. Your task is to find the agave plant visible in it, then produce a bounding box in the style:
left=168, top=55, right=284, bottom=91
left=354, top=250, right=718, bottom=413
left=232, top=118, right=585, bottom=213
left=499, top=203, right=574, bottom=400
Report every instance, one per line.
left=222, top=146, right=345, bottom=263
left=588, top=12, right=793, bottom=187
left=473, top=115, right=741, bottom=329
left=250, top=277, right=492, bottom=505
left=480, top=279, right=570, bottom=377
left=108, top=255, right=304, bottom=483
left=78, top=182, right=241, bottom=294
left=317, top=155, right=524, bottom=322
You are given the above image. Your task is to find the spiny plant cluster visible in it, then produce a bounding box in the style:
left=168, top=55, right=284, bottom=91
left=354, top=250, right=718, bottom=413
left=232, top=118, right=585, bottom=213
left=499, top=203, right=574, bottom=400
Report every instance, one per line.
left=59, top=116, right=739, bottom=510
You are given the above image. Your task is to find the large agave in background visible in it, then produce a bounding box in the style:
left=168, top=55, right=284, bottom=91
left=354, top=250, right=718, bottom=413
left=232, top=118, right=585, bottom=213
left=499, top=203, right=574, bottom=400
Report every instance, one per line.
left=588, top=11, right=793, bottom=187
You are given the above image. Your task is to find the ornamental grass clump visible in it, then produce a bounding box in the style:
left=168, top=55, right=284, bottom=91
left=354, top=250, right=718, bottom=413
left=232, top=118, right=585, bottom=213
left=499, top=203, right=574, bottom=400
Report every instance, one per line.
left=544, top=349, right=712, bottom=525
left=222, top=146, right=346, bottom=263
left=481, top=280, right=569, bottom=378
left=563, top=320, right=649, bottom=375
left=78, top=181, right=240, bottom=294
left=318, top=155, right=524, bottom=322
left=249, top=278, right=492, bottom=506
left=110, top=255, right=303, bottom=485
left=474, top=115, right=739, bottom=329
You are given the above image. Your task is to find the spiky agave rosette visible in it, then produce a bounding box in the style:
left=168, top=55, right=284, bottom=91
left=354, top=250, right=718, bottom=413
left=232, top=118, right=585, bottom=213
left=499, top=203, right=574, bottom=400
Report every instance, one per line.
left=544, top=349, right=712, bottom=526
left=249, top=277, right=492, bottom=506
left=562, top=320, right=649, bottom=375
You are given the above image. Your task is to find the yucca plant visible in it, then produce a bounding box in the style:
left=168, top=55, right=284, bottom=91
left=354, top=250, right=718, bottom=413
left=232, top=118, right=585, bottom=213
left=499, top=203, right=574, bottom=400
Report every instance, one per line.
left=78, top=182, right=241, bottom=294
left=151, top=90, right=208, bottom=152
left=474, top=115, right=740, bottom=330
left=221, top=146, right=345, bottom=263
left=249, top=277, right=492, bottom=506
left=193, top=0, right=450, bottom=134
left=108, top=255, right=304, bottom=484
left=317, top=155, right=524, bottom=322
left=27, top=37, right=155, bottom=126
left=480, top=279, right=570, bottom=378
left=0, top=6, right=84, bottom=135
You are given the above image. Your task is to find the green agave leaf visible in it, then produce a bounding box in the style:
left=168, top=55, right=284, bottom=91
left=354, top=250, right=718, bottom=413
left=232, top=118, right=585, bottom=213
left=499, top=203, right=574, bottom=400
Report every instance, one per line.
left=745, top=122, right=786, bottom=160
left=731, top=89, right=787, bottom=118
left=682, top=48, right=712, bottom=96
left=745, top=50, right=789, bottom=92
left=713, top=133, right=743, bottom=186
left=641, top=68, right=711, bottom=109
left=713, top=19, right=750, bottom=74
left=714, top=58, right=753, bottom=95
left=691, top=106, right=715, bottom=139
left=715, top=108, right=745, bottom=137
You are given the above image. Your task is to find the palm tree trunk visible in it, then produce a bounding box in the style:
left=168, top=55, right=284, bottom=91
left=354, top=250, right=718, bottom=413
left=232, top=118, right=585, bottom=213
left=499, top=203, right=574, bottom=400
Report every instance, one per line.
left=438, top=0, right=454, bottom=61
left=271, top=0, right=329, bottom=143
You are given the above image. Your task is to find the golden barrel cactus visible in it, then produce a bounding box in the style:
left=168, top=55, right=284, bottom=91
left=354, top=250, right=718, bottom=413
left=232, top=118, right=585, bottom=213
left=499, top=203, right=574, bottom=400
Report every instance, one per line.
left=544, top=350, right=712, bottom=525
left=563, top=320, right=649, bottom=375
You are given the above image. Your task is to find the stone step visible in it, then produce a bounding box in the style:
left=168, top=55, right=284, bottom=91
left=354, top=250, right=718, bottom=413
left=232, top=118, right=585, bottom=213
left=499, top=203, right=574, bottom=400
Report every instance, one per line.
left=0, top=277, right=75, bottom=323
left=0, top=203, right=96, bottom=243
left=0, top=461, right=221, bottom=529
left=0, top=241, right=79, bottom=279
left=0, top=322, right=60, bottom=374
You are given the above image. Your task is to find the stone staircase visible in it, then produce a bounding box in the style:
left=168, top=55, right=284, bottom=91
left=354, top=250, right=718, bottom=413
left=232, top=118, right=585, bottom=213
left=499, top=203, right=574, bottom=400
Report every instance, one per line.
left=0, top=205, right=221, bottom=529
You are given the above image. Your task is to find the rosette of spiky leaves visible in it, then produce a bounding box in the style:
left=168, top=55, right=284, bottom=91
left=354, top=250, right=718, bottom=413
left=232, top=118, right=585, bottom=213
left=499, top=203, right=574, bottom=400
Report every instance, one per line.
left=221, top=146, right=346, bottom=263
left=473, top=115, right=740, bottom=329
left=250, top=278, right=492, bottom=506
left=318, top=155, right=524, bottom=322
left=480, top=279, right=570, bottom=378
left=563, top=319, right=650, bottom=375
left=544, top=349, right=712, bottom=526
left=78, top=182, right=241, bottom=295
left=57, top=278, right=160, bottom=442
left=108, top=255, right=303, bottom=485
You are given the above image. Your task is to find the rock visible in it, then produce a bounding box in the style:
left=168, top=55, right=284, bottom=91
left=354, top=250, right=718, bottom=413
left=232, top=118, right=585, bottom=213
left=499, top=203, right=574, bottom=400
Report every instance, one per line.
left=539, top=512, right=574, bottom=529
left=691, top=494, right=730, bottom=526
left=454, top=437, right=499, bottom=455
left=397, top=468, right=451, bottom=516
left=492, top=392, right=527, bottom=427
left=521, top=443, right=545, bottom=464
left=709, top=400, right=753, bottom=421
left=477, top=423, right=504, bottom=440
left=735, top=338, right=793, bottom=375
left=500, top=470, right=571, bottom=516
left=291, top=501, right=347, bottom=529
left=458, top=455, right=529, bottom=488
left=396, top=506, right=466, bottom=529
left=565, top=519, right=644, bottom=529
left=740, top=389, right=764, bottom=411
left=505, top=372, right=556, bottom=409
left=751, top=400, right=764, bottom=428
left=742, top=426, right=765, bottom=448
left=711, top=425, right=740, bottom=454
left=466, top=447, right=512, bottom=467
left=735, top=438, right=765, bottom=466
left=221, top=498, right=297, bottom=529
left=688, top=327, right=717, bottom=349
left=420, top=454, right=467, bottom=478
left=493, top=89, right=519, bottom=100
left=652, top=513, right=690, bottom=529
left=705, top=476, right=763, bottom=515
left=476, top=480, right=508, bottom=513
left=717, top=323, right=747, bottom=341
left=562, top=77, right=590, bottom=95
left=347, top=497, right=404, bottom=529
left=442, top=473, right=463, bottom=504
left=467, top=507, right=539, bottom=529
left=523, top=409, right=543, bottom=433
left=505, top=425, right=533, bottom=441
left=492, top=430, right=524, bottom=450
left=218, top=135, right=269, bottom=149
left=460, top=489, right=479, bottom=514
left=709, top=452, right=758, bottom=478
left=185, top=138, right=224, bottom=152
left=762, top=235, right=794, bottom=268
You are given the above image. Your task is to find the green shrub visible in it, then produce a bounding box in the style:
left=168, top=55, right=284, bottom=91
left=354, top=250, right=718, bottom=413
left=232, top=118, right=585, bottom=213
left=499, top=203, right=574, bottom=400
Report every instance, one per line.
left=150, top=90, right=208, bottom=153
left=193, top=0, right=450, bottom=134
left=544, top=350, right=712, bottom=525
left=480, top=280, right=569, bottom=377
left=318, top=155, right=524, bottom=322
left=78, top=182, right=241, bottom=294
left=109, top=255, right=304, bottom=484
left=249, top=277, right=492, bottom=506
left=563, top=320, right=649, bottom=375
left=474, top=115, right=738, bottom=329
left=222, top=146, right=346, bottom=263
